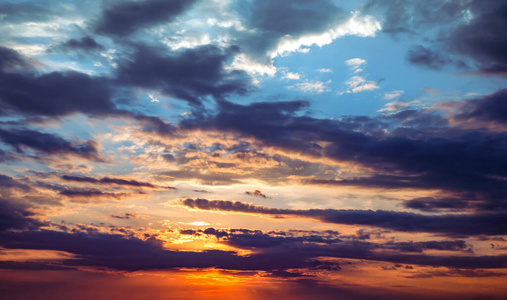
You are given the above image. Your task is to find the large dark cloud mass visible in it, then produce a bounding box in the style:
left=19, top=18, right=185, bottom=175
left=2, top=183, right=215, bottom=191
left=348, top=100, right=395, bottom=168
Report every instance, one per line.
left=370, top=0, right=507, bottom=74
left=0, top=46, right=30, bottom=71
left=362, top=0, right=470, bottom=34
left=406, top=46, right=465, bottom=70
left=223, top=0, right=350, bottom=64
left=448, top=3, right=507, bottom=74
left=454, top=89, right=507, bottom=125
left=0, top=47, right=115, bottom=117
left=95, top=0, right=196, bottom=36
left=181, top=96, right=507, bottom=211
left=0, top=198, right=44, bottom=232
left=116, top=45, right=250, bottom=105
left=0, top=199, right=505, bottom=274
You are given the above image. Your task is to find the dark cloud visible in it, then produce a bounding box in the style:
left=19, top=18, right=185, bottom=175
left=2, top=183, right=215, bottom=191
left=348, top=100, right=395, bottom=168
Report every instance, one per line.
left=0, top=197, right=45, bottom=231
left=448, top=3, right=507, bottom=74
left=193, top=189, right=212, bottom=193
left=362, top=0, right=470, bottom=34
left=246, top=0, right=343, bottom=35
left=217, top=227, right=506, bottom=270
left=203, top=227, right=229, bottom=239
left=94, top=0, right=196, bottom=36
left=0, top=1, right=54, bottom=24
left=223, top=229, right=341, bottom=249
left=57, top=37, right=104, bottom=52
left=181, top=99, right=507, bottom=211
left=0, top=67, right=115, bottom=117
left=403, top=196, right=472, bottom=212
left=0, top=205, right=502, bottom=275
left=406, top=46, right=461, bottom=70
left=179, top=198, right=507, bottom=236
left=245, top=190, right=267, bottom=198
left=363, top=1, right=507, bottom=74
left=59, top=188, right=131, bottom=200
left=61, top=175, right=174, bottom=189
left=404, top=268, right=506, bottom=279
left=0, top=127, right=104, bottom=161
left=0, top=46, right=30, bottom=71
left=131, top=114, right=179, bottom=136
left=382, top=240, right=468, bottom=253
left=0, top=229, right=312, bottom=272
left=0, top=226, right=503, bottom=274
left=0, top=174, right=31, bottom=192
left=110, top=213, right=137, bottom=219
left=0, top=261, right=75, bottom=271
left=454, top=89, right=507, bottom=125
left=115, top=45, right=250, bottom=106
left=0, top=148, right=15, bottom=162
left=233, top=0, right=348, bottom=61
left=0, top=46, right=186, bottom=139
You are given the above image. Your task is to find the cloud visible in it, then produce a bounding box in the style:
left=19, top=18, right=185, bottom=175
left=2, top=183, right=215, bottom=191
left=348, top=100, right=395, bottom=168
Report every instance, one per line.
left=0, top=128, right=104, bottom=162
left=340, top=58, right=378, bottom=93
left=110, top=213, right=137, bottom=219
left=61, top=175, right=174, bottom=189
left=245, top=190, right=267, bottom=198
left=56, top=37, right=104, bottom=53
left=288, top=80, right=331, bottom=94
left=378, top=100, right=418, bottom=113
left=367, top=1, right=507, bottom=74
left=0, top=1, right=55, bottom=24
left=406, top=46, right=454, bottom=70
left=344, top=76, right=379, bottom=93
left=404, top=269, right=506, bottom=279
left=453, top=89, right=507, bottom=125
left=115, top=45, right=251, bottom=106
left=178, top=198, right=507, bottom=236
left=0, top=197, right=45, bottom=231
left=403, top=197, right=472, bottom=212
left=94, top=0, right=197, bottom=36
left=181, top=97, right=507, bottom=211
left=345, top=58, right=366, bottom=71
left=361, top=0, right=472, bottom=34
left=383, top=90, right=404, bottom=100
left=0, top=47, right=115, bottom=117
left=0, top=46, right=30, bottom=71
left=0, top=229, right=316, bottom=272
left=238, top=0, right=347, bottom=59
left=0, top=221, right=503, bottom=274
left=448, top=3, right=507, bottom=74
left=224, top=0, right=380, bottom=76
left=317, top=68, right=333, bottom=73
left=282, top=72, right=301, bottom=80
left=269, top=11, right=380, bottom=58
left=59, top=188, right=132, bottom=200
left=0, top=204, right=503, bottom=276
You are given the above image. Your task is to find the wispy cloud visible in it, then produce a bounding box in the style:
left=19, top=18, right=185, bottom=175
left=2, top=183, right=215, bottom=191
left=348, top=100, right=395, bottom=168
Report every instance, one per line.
left=288, top=80, right=331, bottom=94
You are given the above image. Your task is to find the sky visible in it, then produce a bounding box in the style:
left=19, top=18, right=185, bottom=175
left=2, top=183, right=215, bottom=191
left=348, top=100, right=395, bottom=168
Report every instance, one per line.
left=1, top=0, right=507, bottom=299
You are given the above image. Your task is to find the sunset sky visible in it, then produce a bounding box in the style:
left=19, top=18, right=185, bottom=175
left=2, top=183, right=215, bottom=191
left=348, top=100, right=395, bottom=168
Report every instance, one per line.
left=1, top=0, right=507, bottom=299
